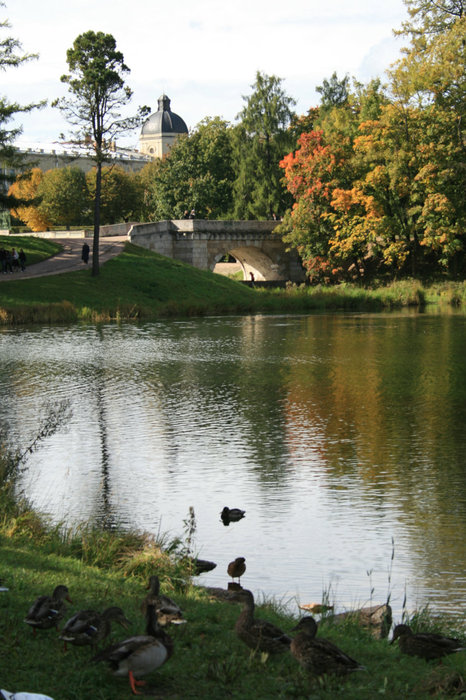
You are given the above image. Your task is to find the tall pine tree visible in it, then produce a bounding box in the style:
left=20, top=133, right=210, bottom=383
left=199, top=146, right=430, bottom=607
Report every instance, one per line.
left=232, top=72, right=296, bottom=220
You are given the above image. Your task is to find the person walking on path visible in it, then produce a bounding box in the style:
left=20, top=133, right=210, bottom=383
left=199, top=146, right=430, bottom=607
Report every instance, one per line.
left=18, top=249, right=26, bottom=271
left=81, top=242, right=90, bottom=264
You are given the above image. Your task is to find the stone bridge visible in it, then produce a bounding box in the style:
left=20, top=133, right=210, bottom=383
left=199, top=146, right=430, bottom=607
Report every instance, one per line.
left=128, top=219, right=305, bottom=282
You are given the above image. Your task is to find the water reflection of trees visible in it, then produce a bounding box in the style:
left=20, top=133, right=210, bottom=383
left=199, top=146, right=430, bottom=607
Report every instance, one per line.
left=281, top=314, right=466, bottom=586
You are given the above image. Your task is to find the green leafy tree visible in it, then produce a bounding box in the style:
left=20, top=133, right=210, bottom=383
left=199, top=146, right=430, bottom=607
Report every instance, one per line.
left=391, top=0, right=466, bottom=123
left=37, top=167, right=89, bottom=229
left=53, top=31, right=149, bottom=275
left=316, top=71, right=351, bottom=113
left=142, top=117, right=234, bottom=220
left=233, top=71, right=296, bottom=220
left=86, top=165, right=143, bottom=224
left=0, top=3, right=44, bottom=210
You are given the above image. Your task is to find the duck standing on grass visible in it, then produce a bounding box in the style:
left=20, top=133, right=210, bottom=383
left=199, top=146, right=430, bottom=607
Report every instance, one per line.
left=229, top=588, right=292, bottom=654
left=290, top=616, right=365, bottom=677
left=91, top=603, right=173, bottom=695
left=142, top=575, right=186, bottom=626
left=24, top=585, right=72, bottom=636
left=391, top=624, right=466, bottom=660
left=59, top=606, right=130, bottom=651
left=227, top=557, right=246, bottom=584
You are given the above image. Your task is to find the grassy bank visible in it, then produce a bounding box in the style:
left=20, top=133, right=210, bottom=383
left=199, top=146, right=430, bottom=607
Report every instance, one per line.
left=0, top=235, right=62, bottom=266
left=1, top=435, right=466, bottom=699
left=1, top=239, right=466, bottom=325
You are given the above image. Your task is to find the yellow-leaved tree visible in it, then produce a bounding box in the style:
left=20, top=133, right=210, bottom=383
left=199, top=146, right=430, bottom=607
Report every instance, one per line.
left=8, top=168, right=51, bottom=231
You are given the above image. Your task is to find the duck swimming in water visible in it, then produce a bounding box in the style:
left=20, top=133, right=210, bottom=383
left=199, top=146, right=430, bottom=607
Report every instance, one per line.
left=221, top=507, right=245, bottom=525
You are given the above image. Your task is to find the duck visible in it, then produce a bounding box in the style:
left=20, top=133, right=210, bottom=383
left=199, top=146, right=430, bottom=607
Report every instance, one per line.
left=59, top=606, right=130, bottom=650
left=227, top=557, right=246, bottom=584
left=91, top=603, right=173, bottom=695
left=390, top=624, right=466, bottom=661
left=290, top=616, right=365, bottom=676
left=229, top=588, right=292, bottom=654
left=24, top=585, right=72, bottom=636
left=141, top=576, right=186, bottom=626
left=1, top=691, right=55, bottom=700
left=221, top=507, right=245, bottom=525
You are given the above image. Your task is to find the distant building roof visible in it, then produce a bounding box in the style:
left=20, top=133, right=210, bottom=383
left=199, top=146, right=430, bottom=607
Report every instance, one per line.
left=141, top=95, right=188, bottom=136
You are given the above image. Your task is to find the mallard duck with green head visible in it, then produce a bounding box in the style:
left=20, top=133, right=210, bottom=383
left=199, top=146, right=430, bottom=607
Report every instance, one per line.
left=91, top=604, right=173, bottom=695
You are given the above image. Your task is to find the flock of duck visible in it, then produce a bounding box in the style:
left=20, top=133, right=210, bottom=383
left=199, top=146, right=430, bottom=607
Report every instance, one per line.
left=4, top=507, right=466, bottom=697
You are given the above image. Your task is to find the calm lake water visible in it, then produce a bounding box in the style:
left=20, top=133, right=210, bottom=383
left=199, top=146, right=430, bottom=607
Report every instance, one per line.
left=1, top=312, right=466, bottom=621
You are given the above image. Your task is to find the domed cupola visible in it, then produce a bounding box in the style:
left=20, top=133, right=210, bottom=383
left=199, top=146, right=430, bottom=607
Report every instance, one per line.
left=139, top=94, right=188, bottom=158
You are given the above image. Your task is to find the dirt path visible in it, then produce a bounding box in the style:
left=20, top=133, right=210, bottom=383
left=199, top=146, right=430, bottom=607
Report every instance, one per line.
left=0, top=236, right=127, bottom=281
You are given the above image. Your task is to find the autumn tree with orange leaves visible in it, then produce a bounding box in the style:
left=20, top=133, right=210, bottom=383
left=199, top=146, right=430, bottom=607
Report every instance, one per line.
left=8, top=168, right=51, bottom=231
left=280, top=0, right=466, bottom=281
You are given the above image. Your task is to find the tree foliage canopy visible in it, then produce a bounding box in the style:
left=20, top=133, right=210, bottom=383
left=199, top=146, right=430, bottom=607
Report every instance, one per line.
left=232, top=71, right=296, bottom=219
left=54, top=31, right=147, bottom=274
left=142, top=117, right=235, bottom=220
left=279, top=0, right=466, bottom=282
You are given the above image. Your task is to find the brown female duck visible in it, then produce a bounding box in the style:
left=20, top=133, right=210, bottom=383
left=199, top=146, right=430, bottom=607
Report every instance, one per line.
left=227, top=557, right=246, bottom=584
left=24, top=585, right=72, bottom=635
left=290, top=616, right=365, bottom=676
left=91, top=603, right=173, bottom=695
left=230, top=588, right=291, bottom=654
left=59, top=606, right=130, bottom=650
left=391, top=624, right=466, bottom=660
left=142, top=575, right=186, bottom=626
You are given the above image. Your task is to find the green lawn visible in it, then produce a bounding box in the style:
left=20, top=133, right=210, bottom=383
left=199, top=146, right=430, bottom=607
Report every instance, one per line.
left=1, top=237, right=466, bottom=325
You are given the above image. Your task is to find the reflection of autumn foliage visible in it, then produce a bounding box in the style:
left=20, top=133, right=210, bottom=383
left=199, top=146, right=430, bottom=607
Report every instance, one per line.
left=9, top=168, right=51, bottom=232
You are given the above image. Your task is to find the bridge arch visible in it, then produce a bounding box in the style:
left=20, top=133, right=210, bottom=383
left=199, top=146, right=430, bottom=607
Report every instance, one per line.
left=211, top=245, right=279, bottom=281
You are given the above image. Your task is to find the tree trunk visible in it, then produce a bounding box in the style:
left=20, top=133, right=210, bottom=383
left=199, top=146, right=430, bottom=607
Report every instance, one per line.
left=92, top=160, right=101, bottom=277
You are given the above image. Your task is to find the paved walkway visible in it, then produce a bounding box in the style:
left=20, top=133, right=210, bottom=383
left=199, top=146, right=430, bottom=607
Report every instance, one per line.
left=0, top=236, right=127, bottom=281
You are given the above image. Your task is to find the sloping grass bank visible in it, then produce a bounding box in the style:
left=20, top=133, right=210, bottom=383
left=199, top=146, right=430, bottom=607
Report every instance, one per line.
left=1, top=240, right=465, bottom=325
left=0, top=235, right=61, bottom=266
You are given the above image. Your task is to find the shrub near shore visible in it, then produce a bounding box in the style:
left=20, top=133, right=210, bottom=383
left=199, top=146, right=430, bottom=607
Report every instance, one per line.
left=1, top=420, right=466, bottom=698
left=0, top=239, right=466, bottom=325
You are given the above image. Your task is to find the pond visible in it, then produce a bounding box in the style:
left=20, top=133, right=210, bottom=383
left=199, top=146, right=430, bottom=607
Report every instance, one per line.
left=1, top=312, right=466, bottom=621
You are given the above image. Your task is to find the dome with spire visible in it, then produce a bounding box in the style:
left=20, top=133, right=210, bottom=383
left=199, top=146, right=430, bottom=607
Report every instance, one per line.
left=141, top=95, right=189, bottom=137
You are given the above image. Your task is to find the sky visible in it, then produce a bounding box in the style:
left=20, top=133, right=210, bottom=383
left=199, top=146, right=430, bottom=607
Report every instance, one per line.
left=3, top=0, right=408, bottom=151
